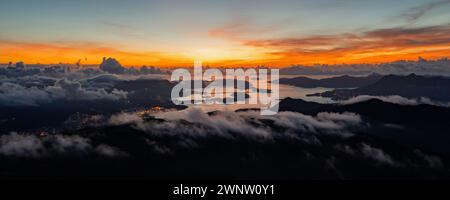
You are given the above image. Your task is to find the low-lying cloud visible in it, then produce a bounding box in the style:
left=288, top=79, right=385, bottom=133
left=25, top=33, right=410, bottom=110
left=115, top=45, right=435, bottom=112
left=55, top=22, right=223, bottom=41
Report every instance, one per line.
left=341, top=95, right=450, bottom=107
left=0, top=74, right=128, bottom=106
left=0, top=132, right=126, bottom=158
left=134, top=108, right=364, bottom=140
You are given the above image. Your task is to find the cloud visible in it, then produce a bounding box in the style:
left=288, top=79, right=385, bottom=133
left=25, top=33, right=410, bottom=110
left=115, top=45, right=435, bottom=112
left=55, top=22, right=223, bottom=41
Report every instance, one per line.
left=109, top=112, right=143, bottom=125
left=0, top=132, right=45, bottom=157
left=341, top=95, right=450, bottom=107
left=396, top=0, right=450, bottom=23
left=0, top=132, right=129, bottom=158
left=335, top=143, right=398, bottom=166
left=139, top=108, right=273, bottom=139
left=279, top=58, right=450, bottom=76
left=261, top=111, right=359, bottom=137
left=245, top=34, right=358, bottom=50
left=414, top=149, right=444, bottom=169
left=243, top=24, right=450, bottom=65
left=316, top=112, right=362, bottom=125
left=0, top=40, right=192, bottom=67
left=1, top=107, right=443, bottom=174
left=113, top=108, right=363, bottom=141
left=47, top=78, right=128, bottom=101
left=208, top=15, right=285, bottom=42
left=0, top=133, right=91, bottom=158
left=106, top=109, right=450, bottom=171
left=0, top=82, right=51, bottom=106
left=249, top=25, right=450, bottom=51
left=95, top=144, right=128, bottom=157
left=0, top=75, right=128, bottom=106
left=99, top=57, right=125, bottom=74
left=50, top=134, right=92, bottom=154
left=101, top=21, right=145, bottom=39
left=360, top=143, right=397, bottom=166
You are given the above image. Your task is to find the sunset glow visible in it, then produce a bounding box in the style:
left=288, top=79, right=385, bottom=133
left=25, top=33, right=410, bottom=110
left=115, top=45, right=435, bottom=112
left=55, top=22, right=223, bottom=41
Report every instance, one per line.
left=1, top=0, right=450, bottom=67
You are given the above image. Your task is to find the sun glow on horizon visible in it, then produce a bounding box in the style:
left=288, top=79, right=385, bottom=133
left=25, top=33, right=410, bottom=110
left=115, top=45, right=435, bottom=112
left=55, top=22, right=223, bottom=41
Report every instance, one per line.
left=1, top=1, right=450, bottom=67
left=2, top=41, right=449, bottom=68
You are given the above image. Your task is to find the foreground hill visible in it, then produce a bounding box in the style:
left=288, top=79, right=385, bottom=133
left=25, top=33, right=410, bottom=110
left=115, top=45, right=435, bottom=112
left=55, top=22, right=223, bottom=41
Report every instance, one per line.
left=2, top=98, right=450, bottom=179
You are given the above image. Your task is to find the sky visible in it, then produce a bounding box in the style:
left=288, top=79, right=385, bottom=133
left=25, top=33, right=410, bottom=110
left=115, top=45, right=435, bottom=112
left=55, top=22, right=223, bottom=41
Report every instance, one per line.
left=1, top=0, right=450, bottom=67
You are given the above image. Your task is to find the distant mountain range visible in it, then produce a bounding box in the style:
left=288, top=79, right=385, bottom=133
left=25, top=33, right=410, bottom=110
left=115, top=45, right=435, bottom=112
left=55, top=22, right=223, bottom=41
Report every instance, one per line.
left=280, top=73, right=382, bottom=88
left=235, top=96, right=450, bottom=155
left=278, top=58, right=450, bottom=76
left=273, top=97, right=450, bottom=154
left=309, top=74, right=450, bottom=101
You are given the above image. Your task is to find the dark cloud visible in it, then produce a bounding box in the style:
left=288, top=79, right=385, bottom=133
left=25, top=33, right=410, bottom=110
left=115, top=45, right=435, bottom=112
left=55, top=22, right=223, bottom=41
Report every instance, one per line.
left=414, top=149, right=444, bottom=169
left=396, top=0, right=450, bottom=23
left=245, top=24, right=450, bottom=52
left=101, top=21, right=144, bottom=39
left=95, top=144, right=129, bottom=158
left=360, top=143, right=397, bottom=166
left=208, top=15, right=286, bottom=42
left=242, top=24, right=450, bottom=65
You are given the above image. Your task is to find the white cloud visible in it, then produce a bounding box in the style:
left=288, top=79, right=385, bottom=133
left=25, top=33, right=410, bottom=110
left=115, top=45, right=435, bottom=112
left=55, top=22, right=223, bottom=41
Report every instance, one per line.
left=0, top=82, right=51, bottom=106
left=0, top=78, right=127, bottom=106
left=0, top=132, right=129, bottom=158
left=109, top=112, right=143, bottom=125
left=360, top=143, right=397, bottom=166
left=341, top=95, right=450, bottom=107
left=95, top=144, right=128, bottom=157
left=111, top=108, right=363, bottom=141
left=0, top=132, right=45, bottom=157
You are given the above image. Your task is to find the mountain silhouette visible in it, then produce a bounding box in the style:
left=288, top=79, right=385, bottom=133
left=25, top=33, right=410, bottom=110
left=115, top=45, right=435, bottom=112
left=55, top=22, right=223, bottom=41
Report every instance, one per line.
left=310, top=74, right=450, bottom=101
left=280, top=73, right=382, bottom=88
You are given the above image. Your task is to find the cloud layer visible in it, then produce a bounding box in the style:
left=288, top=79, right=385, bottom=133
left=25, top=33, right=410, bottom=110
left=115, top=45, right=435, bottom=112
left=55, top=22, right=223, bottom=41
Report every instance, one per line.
left=0, top=132, right=126, bottom=158
left=341, top=95, right=450, bottom=107
left=243, top=24, right=450, bottom=65
left=0, top=77, right=127, bottom=106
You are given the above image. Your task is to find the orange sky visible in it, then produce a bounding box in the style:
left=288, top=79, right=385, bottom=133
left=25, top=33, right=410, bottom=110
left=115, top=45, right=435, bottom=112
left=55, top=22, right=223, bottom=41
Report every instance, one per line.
left=2, top=0, right=450, bottom=67
left=2, top=25, right=450, bottom=67
left=2, top=41, right=449, bottom=68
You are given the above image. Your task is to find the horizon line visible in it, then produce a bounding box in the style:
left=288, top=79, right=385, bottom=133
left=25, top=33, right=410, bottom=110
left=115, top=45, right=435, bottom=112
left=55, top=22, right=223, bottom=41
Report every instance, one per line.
left=1, top=56, right=449, bottom=68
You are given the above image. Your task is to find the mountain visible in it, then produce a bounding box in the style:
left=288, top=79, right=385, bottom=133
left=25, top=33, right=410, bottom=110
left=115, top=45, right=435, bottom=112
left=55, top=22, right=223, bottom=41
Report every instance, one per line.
left=3, top=98, right=450, bottom=179
left=279, top=73, right=382, bottom=88
left=279, top=97, right=450, bottom=154
left=0, top=78, right=185, bottom=132
left=310, top=74, right=450, bottom=101
left=279, top=65, right=373, bottom=75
